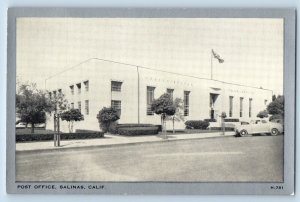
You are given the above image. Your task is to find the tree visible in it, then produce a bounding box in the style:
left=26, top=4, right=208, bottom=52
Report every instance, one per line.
left=267, top=95, right=284, bottom=117
left=16, top=83, right=52, bottom=133
left=151, top=93, right=176, bottom=138
left=60, top=109, right=84, bottom=132
left=257, top=110, right=269, bottom=119
left=166, top=98, right=184, bottom=134
left=96, top=107, right=120, bottom=133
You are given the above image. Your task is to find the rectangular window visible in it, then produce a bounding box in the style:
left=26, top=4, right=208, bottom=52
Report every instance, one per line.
left=240, top=97, right=244, bottom=117
left=78, top=101, right=81, bottom=112
left=147, top=86, right=155, bottom=115
left=85, top=100, right=89, bottom=115
left=249, top=98, right=252, bottom=117
left=76, top=83, right=81, bottom=94
left=84, top=80, right=89, bottom=92
left=71, top=103, right=74, bottom=109
left=167, top=88, right=174, bottom=100
left=111, top=81, right=122, bottom=92
left=111, top=100, right=121, bottom=115
left=229, top=96, right=233, bottom=117
left=70, top=85, right=74, bottom=95
left=184, top=91, right=190, bottom=116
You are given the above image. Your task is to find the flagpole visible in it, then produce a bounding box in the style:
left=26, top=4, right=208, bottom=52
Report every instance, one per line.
left=211, top=49, right=213, bottom=80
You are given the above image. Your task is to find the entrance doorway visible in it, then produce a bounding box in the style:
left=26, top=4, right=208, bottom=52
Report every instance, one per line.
left=209, top=93, right=219, bottom=119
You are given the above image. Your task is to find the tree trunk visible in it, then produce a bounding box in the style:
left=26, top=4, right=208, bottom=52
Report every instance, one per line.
left=31, top=123, right=35, bottom=133
left=71, top=121, right=74, bottom=133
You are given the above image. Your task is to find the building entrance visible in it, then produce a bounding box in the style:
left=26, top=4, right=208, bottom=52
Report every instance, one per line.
left=209, top=93, right=219, bottom=119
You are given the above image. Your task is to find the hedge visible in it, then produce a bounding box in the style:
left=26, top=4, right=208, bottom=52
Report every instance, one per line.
left=203, top=119, right=217, bottom=122
left=209, top=127, right=235, bottom=131
left=16, top=132, right=104, bottom=143
left=224, top=118, right=240, bottom=122
left=185, top=120, right=210, bottom=129
left=118, top=126, right=159, bottom=136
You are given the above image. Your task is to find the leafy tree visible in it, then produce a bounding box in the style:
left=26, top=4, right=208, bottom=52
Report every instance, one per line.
left=257, top=110, right=269, bottom=119
left=151, top=93, right=176, bottom=138
left=16, top=83, right=52, bottom=133
left=96, top=107, right=120, bottom=133
left=60, top=109, right=84, bottom=132
left=267, top=95, right=284, bottom=117
left=166, top=98, right=184, bottom=134
left=272, top=95, right=277, bottom=101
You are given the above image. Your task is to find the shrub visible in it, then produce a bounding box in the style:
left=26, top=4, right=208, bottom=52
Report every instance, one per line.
left=108, top=122, right=118, bottom=134
left=185, top=120, right=210, bottom=129
left=224, top=118, right=240, bottom=122
left=96, top=107, right=120, bottom=133
left=209, top=127, right=235, bottom=131
left=257, top=110, right=269, bottom=118
left=16, top=132, right=104, bottom=142
left=269, top=114, right=283, bottom=122
left=118, top=126, right=159, bottom=136
left=203, top=118, right=217, bottom=122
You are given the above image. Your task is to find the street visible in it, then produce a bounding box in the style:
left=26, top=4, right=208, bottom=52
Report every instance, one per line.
left=16, top=135, right=283, bottom=182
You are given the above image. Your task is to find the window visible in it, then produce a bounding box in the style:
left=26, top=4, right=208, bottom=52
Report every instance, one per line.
left=147, top=86, right=155, bottom=115
left=71, top=103, right=74, bottom=109
left=84, top=80, right=89, bottom=92
left=76, top=83, right=81, bottom=94
left=111, top=81, right=122, bottom=92
left=249, top=98, right=252, bottom=117
left=78, top=101, right=81, bottom=112
left=70, top=85, right=74, bottom=95
left=85, top=100, right=89, bottom=115
left=264, top=99, right=268, bottom=105
left=167, top=88, right=174, bottom=100
left=111, top=100, right=121, bottom=115
left=240, top=97, right=244, bottom=117
left=229, top=96, right=233, bottom=117
left=184, top=91, right=190, bottom=116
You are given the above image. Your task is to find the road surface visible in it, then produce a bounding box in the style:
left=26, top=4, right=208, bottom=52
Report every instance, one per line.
left=16, top=135, right=283, bottom=182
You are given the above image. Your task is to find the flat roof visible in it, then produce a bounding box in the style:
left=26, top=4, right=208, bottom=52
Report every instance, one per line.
left=45, top=57, right=273, bottom=93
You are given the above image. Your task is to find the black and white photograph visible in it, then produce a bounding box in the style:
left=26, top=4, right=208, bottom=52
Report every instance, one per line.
left=6, top=8, right=295, bottom=195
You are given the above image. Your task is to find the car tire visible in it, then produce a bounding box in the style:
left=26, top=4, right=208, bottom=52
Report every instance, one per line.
left=271, top=128, right=279, bottom=136
left=239, top=129, right=248, bottom=137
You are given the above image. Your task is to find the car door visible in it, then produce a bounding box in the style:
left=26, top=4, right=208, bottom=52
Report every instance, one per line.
left=255, top=120, right=269, bottom=134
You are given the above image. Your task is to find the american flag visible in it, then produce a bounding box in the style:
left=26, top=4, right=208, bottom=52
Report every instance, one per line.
left=212, top=49, right=224, bottom=63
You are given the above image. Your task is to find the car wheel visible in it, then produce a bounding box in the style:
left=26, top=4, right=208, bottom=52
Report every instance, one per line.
left=271, top=128, right=279, bottom=136
left=239, top=129, right=248, bottom=137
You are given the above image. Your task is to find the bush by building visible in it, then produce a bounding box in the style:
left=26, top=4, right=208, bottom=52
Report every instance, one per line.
left=16, top=131, right=104, bottom=142
left=185, top=120, right=210, bottom=129
left=203, top=118, right=217, bottom=122
left=118, top=126, right=159, bottom=136
left=224, top=118, right=240, bottom=122
left=96, top=107, right=120, bottom=133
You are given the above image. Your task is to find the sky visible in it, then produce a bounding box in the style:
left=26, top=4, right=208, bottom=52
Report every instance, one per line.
left=16, top=18, right=283, bottom=94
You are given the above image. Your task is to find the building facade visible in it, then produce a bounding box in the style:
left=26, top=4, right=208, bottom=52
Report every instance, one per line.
left=45, top=58, right=272, bottom=132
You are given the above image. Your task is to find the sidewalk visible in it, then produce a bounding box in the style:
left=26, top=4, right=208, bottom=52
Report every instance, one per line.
left=16, top=131, right=236, bottom=152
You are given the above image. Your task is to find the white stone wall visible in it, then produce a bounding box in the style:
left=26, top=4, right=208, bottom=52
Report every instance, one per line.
left=45, top=59, right=273, bottom=132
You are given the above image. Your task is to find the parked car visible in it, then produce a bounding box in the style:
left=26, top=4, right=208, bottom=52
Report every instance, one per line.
left=236, top=119, right=283, bottom=136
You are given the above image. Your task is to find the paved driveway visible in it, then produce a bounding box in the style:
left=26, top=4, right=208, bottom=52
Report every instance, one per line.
left=16, top=135, right=283, bottom=182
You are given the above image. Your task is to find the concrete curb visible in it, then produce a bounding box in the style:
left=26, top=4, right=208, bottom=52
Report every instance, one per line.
left=16, top=134, right=236, bottom=154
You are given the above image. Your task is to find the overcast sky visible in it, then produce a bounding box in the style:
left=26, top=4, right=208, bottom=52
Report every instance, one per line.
left=17, top=18, right=283, bottom=94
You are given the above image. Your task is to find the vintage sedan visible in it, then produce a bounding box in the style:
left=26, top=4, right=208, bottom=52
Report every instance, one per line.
left=236, top=119, right=283, bottom=136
